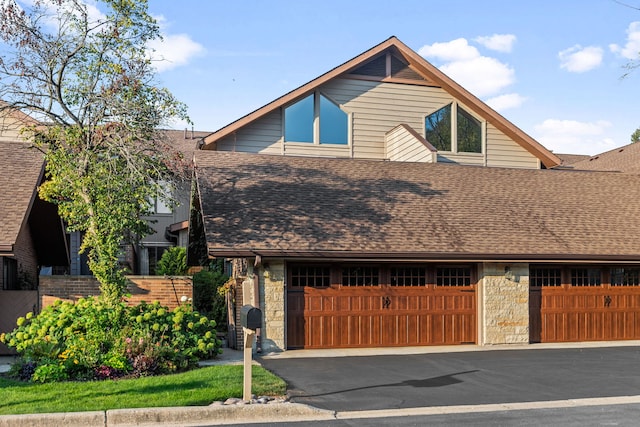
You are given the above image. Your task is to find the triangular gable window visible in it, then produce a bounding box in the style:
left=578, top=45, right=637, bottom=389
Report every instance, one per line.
left=425, top=103, right=483, bottom=154
left=284, top=92, right=348, bottom=145
left=349, top=52, right=427, bottom=83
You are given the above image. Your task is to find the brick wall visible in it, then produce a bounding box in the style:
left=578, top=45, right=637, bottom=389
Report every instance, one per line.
left=39, top=275, right=193, bottom=309
left=14, top=222, right=38, bottom=288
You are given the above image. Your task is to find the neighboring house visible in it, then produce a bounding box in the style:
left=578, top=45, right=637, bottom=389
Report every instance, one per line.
left=0, top=109, right=69, bottom=353
left=191, top=36, right=640, bottom=351
left=68, top=129, right=209, bottom=276
left=569, top=141, right=640, bottom=174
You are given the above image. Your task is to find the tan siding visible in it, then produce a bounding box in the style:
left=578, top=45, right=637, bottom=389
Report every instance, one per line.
left=321, top=79, right=453, bottom=160
left=284, top=143, right=351, bottom=158
left=437, top=153, right=485, bottom=166
left=216, top=110, right=282, bottom=154
left=486, top=124, right=540, bottom=169
left=385, top=125, right=435, bottom=163
left=213, top=78, right=541, bottom=169
left=0, top=115, right=27, bottom=142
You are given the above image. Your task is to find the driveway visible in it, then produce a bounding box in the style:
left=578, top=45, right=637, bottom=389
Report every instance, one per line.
left=258, top=345, right=640, bottom=412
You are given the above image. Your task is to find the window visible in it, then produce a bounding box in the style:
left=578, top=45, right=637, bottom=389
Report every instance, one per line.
left=425, top=103, right=482, bottom=153
left=436, top=266, right=472, bottom=286
left=290, top=265, right=330, bottom=288
left=571, top=268, right=601, bottom=286
left=149, top=180, right=172, bottom=214
left=2, top=258, right=17, bottom=290
left=284, top=92, right=348, bottom=145
left=342, top=266, right=379, bottom=286
left=530, top=268, right=562, bottom=286
left=611, top=268, right=640, bottom=286
left=390, top=267, right=426, bottom=286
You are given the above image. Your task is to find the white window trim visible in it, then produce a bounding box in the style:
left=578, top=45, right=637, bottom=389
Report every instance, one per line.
left=283, top=90, right=352, bottom=146
left=425, top=101, right=485, bottom=155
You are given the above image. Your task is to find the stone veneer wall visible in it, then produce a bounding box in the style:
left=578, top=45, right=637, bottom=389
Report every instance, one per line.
left=480, top=263, right=530, bottom=345
left=39, top=275, right=192, bottom=309
left=234, top=260, right=286, bottom=352
left=259, top=260, right=285, bottom=352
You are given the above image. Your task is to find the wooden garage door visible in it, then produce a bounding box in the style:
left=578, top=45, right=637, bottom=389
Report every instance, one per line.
left=531, top=267, right=640, bottom=343
left=287, top=265, right=476, bottom=349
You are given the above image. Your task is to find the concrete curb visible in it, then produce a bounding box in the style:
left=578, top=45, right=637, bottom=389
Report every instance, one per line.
left=0, top=403, right=335, bottom=427
left=0, top=411, right=105, bottom=427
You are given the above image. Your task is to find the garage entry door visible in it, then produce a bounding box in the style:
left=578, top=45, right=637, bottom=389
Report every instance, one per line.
left=287, top=265, right=476, bottom=349
left=530, top=266, right=640, bottom=343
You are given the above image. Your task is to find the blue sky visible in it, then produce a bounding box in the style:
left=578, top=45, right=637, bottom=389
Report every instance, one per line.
left=145, top=0, right=640, bottom=155
left=19, top=0, right=640, bottom=156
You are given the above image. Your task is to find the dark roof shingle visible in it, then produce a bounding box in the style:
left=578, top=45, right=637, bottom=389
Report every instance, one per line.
left=195, top=151, right=640, bottom=261
left=0, top=141, right=44, bottom=248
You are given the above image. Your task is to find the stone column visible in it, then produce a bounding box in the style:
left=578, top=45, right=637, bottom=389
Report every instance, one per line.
left=258, top=260, right=285, bottom=351
left=480, top=263, right=530, bottom=345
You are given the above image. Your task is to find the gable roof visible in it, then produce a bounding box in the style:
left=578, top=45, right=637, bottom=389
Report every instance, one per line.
left=0, top=141, right=46, bottom=251
left=201, top=36, right=561, bottom=169
left=570, top=142, right=640, bottom=174
left=195, top=151, right=640, bottom=262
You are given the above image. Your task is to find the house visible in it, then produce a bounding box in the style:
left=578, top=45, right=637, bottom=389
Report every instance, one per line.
left=569, top=141, right=640, bottom=174
left=192, top=36, right=640, bottom=351
left=0, top=108, right=69, bottom=353
left=63, top=128, right=208, bottom=276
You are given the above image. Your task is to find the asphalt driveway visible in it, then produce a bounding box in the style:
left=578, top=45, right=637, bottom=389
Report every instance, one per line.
left=258, top=345, right=640, bottom=412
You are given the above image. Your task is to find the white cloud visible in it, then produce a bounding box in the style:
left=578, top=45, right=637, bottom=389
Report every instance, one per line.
left=558, top=45, right=603, bottom=73
left=474, top=34, right=516, bottom=53
left=486, top=93, right=527, bottom=111
left=441, top=56, right=515, bottom=98
left=533, top=119, right=615, bottom=154
left=419, top=38, right=516, bottom=98
left=610, top=21, right=640, bottom=59
left=148, top=33, right=205, bottom=72
left=418, top=38, right=480, bottom=62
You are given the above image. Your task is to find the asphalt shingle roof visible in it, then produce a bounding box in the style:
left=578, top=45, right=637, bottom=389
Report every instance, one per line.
left=570, top=142, right=640, bottom=174
left=195, top=151, right=640, bottom=261
left=0, top=141, right=44, bottom=248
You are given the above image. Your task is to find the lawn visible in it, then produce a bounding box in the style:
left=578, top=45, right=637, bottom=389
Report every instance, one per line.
left=0, top=365, right=287, bottom=415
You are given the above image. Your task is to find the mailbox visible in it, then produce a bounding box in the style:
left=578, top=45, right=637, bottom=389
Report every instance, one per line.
left=240, top=305, right=262, bottom=330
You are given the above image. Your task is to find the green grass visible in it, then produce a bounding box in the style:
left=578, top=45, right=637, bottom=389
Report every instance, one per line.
left=0, top=365, right=286, bottom=415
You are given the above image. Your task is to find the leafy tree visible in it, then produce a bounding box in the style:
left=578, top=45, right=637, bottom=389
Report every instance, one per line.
left=631, top=128, right=640, bottom=143
left=156, top=246, right=188, bottom=276
left=0, top=0, right=189, bottom=304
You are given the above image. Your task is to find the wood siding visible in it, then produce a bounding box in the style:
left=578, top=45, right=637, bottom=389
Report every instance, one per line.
left=213, top=78, right=541, bottom=169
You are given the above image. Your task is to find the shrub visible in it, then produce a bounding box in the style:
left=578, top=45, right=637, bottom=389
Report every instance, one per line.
left=192, top=260, right=229, bottom=331
left=0, top=297, right=221, bottom=382
left=156, top=246, right=187, bottom=276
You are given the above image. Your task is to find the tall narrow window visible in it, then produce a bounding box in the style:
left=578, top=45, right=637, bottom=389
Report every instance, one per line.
left=284, top=94, right=314, bottom=143
left=425, top=104, right=452, bottom=151
left=457, top=107, right=482, bottom=153
left=319, top=95, right=348, bottom=145
left=284, top=92, right=348, bottom=145
left=425, top=103, right=483, bottom=153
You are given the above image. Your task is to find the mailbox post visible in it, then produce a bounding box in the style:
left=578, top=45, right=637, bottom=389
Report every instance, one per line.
left=240, top=305, right=262, bottom=401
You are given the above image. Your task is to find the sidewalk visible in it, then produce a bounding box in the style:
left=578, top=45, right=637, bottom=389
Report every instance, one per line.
left=2, top=342, right=640, bottom=426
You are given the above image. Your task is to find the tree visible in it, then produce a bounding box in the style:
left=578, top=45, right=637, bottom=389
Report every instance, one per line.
left=0, top=0, right=189, bottom=304
left=631, top=128, right=640, bottom=143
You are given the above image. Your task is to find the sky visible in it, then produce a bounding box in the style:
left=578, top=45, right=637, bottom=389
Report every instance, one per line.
left=12, top=0, right=640, bottom=156
left=140, top=0, right=640, bottom=156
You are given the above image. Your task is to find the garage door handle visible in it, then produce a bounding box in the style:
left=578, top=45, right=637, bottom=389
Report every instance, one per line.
left=382, top=296, right=391, bottom=309
left=604, top=295, right=612, bottom=307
